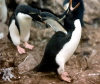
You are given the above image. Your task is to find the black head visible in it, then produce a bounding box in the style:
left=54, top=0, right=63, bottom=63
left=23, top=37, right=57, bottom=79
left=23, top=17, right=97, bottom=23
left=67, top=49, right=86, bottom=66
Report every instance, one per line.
left=66, top=0, right=80, bottom=14
left=64, top=0, right=80, bottom=32
left=63, top=0, right=84, bottom=26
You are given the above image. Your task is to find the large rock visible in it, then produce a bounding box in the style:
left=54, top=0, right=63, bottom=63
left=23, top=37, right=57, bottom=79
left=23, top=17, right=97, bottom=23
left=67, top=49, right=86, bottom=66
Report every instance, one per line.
left=18, top=54, right=39, bottom=74
left=84, top=0, right=100, bottom=22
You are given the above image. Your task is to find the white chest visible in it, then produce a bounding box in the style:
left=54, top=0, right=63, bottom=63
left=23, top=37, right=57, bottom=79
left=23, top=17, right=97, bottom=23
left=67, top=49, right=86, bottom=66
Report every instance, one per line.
left=17, top=13, right=32, bottom=38
left=56, top=19, right=82, bottom=63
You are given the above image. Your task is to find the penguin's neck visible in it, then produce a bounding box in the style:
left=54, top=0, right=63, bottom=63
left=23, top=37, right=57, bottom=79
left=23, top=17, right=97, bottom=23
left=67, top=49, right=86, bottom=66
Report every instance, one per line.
left=65, top=21, right=75, bottom=34
left=57, top=19, right=82, bottom=63
left=74, top=19, right=82, bottom=33
left=69, top=19, right=82, bottom=44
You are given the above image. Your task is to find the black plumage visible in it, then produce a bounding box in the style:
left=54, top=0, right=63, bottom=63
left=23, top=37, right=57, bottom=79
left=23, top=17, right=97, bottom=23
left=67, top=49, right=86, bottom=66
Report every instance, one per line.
left=35, top=31, right=71, bottom=73
left=34, top=10, right=75, bottom=73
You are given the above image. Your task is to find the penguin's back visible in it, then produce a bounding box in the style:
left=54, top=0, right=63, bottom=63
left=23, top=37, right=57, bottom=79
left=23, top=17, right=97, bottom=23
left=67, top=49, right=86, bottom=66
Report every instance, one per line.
left=15, top=4, right=40, bottom=15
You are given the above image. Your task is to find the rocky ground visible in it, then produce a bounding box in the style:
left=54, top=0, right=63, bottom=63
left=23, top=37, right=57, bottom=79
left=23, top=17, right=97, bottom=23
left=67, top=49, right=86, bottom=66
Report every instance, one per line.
left=0, top=0, right=100, bottom=84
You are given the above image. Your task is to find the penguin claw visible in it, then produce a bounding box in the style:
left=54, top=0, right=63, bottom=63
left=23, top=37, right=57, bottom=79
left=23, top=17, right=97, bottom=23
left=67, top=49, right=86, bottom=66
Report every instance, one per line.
left=24, top=42, right=34, bottom=50
left=60, top=72, right=71, bottom=82
left=17, top=46, right=25, bottom=54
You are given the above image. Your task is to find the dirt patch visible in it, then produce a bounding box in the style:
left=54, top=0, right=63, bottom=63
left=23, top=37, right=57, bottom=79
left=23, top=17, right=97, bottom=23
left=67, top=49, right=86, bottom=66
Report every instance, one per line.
left=0, top=23, right=100, bottom=84
left=0, top=0, right=100, bottom=84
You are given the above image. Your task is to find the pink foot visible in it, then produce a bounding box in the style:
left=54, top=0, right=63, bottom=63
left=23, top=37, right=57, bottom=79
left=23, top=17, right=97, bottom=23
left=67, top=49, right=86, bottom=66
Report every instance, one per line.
left=24, top=42, right=34, bottom=50
left=60, top=72, right=71, bottom=82
left=17, top=45, right=25, bottom=54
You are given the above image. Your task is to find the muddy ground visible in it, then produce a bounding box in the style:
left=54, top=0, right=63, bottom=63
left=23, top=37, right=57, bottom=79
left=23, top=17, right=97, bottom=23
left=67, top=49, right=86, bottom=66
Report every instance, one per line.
left=0, top=0, right=100, bottom=84
left=0, top=22, right=100, bottom=84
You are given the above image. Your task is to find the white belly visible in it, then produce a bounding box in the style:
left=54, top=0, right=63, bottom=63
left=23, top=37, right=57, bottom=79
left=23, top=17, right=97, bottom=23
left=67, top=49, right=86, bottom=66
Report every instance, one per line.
left=17, top=13, right=32, bottom=41
left=56, top=19, right=82, bottom=64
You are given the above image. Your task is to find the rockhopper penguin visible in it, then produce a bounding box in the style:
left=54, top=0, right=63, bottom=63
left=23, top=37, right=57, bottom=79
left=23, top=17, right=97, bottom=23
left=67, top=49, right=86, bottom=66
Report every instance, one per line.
left=34, top=0, right=82, bottom=82
left=8, top=5, right=41, bottom=54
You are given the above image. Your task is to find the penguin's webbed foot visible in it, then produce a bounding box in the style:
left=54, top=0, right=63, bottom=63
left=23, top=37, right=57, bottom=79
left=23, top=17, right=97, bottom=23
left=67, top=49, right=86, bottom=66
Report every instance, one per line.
left=24, top=42, right=34, bottom=50
left=60, top=72, right=71, bottom=82
left=17, top=45, right=25, bottom=54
